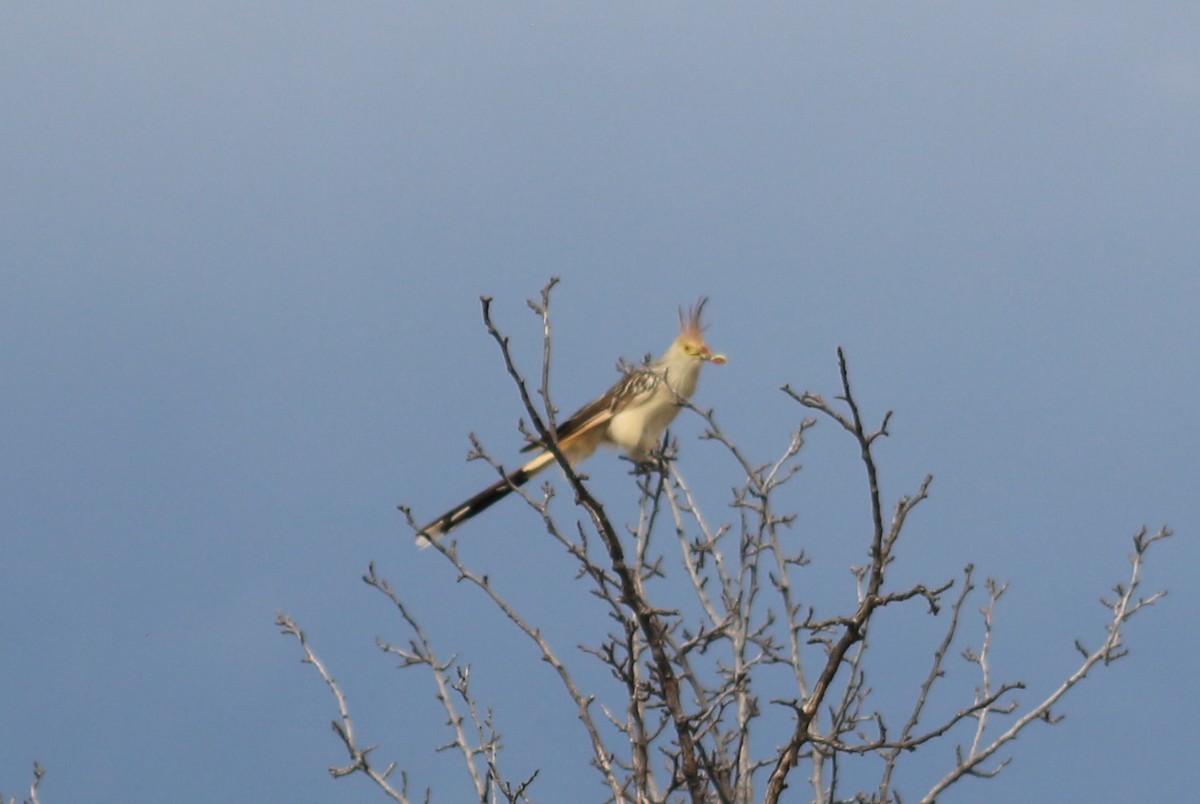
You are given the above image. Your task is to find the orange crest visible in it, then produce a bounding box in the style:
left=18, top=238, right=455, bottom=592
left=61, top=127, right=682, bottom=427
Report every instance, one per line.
left=679, top=296, right=711, bottom=342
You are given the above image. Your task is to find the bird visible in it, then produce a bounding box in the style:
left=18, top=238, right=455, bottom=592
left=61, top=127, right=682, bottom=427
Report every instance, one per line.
left=417, top=298, right=726, bottom=545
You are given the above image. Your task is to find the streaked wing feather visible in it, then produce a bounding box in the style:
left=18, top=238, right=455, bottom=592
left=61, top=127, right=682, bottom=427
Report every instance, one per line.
left=520, top=368, right=661, bottom=452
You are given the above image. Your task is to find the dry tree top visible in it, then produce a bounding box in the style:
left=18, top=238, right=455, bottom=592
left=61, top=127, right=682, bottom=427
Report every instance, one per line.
left=278, top=280, right=1172, bottom=804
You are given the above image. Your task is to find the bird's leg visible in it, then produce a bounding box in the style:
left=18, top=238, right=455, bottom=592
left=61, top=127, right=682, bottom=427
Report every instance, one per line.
left=623, top=436, right=677, bottom=476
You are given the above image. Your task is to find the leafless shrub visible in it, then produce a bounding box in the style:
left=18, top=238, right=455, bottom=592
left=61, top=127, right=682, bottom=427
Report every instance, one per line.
left=279, top=280, right=1172, bottom=803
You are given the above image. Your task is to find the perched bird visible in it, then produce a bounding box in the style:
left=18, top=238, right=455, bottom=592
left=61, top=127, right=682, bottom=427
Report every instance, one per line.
left=418, top=298, right=726, bottom=544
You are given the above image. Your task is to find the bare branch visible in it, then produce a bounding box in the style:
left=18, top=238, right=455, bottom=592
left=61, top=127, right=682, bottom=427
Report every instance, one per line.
left=767, top=349, right=930, bottom=803
left=921, top=527, right=1174, bottom=803
left=3, top=761, right=46, bottom=804
left=362, top=564, right=491, bottom=797
left=276, top=612, right=408, bottom=802
left=397, top=505, right=623, bottom=800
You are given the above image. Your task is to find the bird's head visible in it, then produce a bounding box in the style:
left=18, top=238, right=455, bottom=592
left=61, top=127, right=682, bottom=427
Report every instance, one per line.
left=677, top=297, right=727, bottom=365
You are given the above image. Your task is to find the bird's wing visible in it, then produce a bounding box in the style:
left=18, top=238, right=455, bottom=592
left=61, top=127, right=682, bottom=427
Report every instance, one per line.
left=520, top=367, right=661, bottom=453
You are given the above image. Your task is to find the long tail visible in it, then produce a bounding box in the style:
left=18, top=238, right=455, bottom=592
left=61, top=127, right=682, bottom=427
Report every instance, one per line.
left=417, top=451, right=554, bottom=545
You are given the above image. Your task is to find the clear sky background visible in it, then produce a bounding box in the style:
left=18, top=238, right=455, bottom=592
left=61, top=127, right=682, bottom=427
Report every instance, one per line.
left=2, top=3, right=1196, bottom=802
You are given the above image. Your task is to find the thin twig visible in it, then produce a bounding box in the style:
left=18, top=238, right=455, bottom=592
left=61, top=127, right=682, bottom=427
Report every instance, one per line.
left=276, top=612, right=408, bottom=802
left=362, top=564, right=489, bottom=798
left=921, top=527, right=1173, bottom=803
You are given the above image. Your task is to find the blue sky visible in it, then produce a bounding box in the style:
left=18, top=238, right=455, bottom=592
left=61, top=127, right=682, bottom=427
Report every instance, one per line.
left=2, top=3, right=1196, bottom=801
